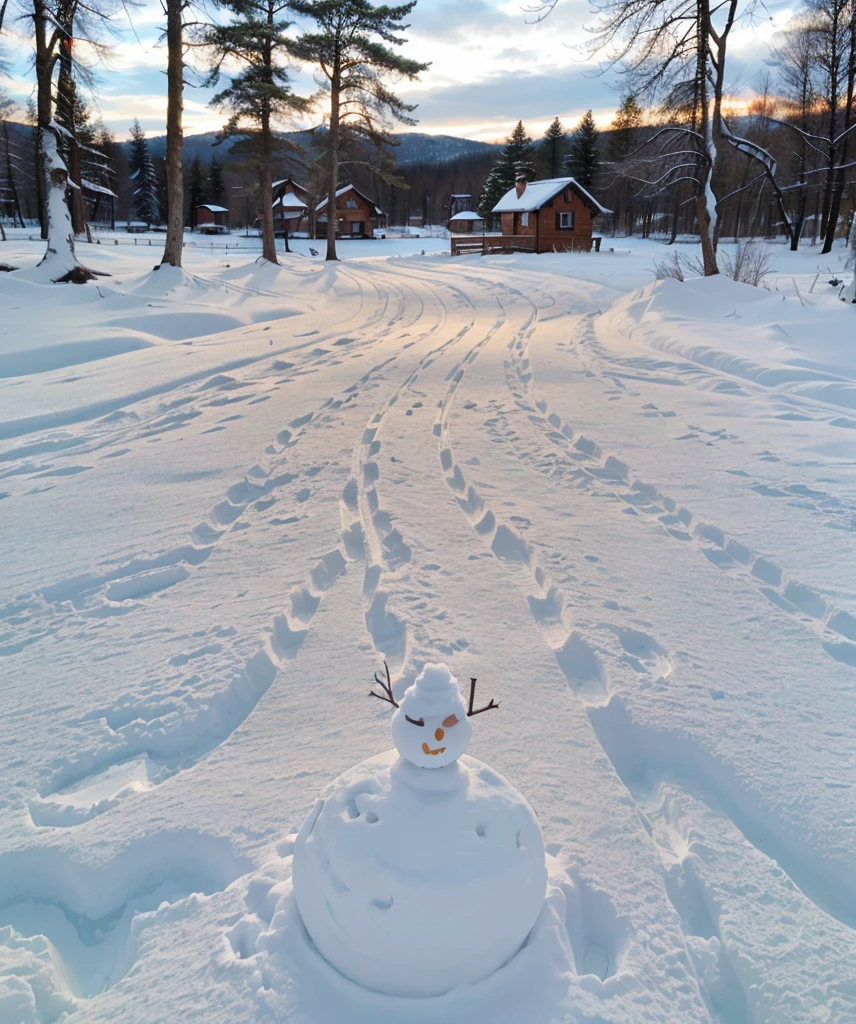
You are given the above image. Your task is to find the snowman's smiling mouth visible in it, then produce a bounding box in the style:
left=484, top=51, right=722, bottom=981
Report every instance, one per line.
left=421, top=742, right=446, bottom=756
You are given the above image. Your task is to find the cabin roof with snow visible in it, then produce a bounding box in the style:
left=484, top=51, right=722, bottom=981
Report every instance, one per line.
left=272, top=194, right=308, bottom=209
left=316, top=184, right=384, bottom=217
left=492, top=177, right=610, bottom=216
left=197, top=204, right=229, bottom=213
left=82, top=179, right=117, bottom=198
left=272, top=177, right=310, bottom=200
left=450, top=211, right=483, bottom=221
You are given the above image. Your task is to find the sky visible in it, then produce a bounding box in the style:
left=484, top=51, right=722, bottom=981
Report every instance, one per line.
left=2, top=0, right=796, bottom=143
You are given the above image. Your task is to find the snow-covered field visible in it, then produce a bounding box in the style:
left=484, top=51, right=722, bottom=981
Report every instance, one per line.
left=1, top=233, right=854, bottom=1024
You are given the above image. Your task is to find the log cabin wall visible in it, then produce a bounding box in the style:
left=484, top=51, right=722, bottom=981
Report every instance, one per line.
left=535, top=189, right=596, bottom=252
left=318, top=191, right=383, bottom=238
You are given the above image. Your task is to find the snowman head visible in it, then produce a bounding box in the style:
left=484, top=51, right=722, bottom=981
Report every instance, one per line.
left=391, top=664, right=472, bottom=769
left=370, top=661, right=501, bottom=770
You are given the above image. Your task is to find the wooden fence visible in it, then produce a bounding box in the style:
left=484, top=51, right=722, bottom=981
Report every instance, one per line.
left=450, top=234, right=537, bottom=256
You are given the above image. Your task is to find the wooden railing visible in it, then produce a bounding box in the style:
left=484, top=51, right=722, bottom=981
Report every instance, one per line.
left=451, top=234, right=537, bottom=256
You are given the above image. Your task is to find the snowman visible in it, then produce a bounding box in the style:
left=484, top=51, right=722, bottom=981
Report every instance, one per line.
left=292, top=661, right=547, bottom=998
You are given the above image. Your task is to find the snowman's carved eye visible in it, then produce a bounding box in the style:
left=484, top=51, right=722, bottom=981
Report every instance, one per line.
left=405, top=715, right=425, bottom=727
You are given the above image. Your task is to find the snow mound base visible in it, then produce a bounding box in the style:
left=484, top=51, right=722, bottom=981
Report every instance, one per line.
left=292, top=749, right=547, bottom=997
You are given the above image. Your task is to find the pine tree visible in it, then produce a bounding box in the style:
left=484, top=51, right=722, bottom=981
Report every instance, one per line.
left=609, top=96, right=643, bottom=161
left=541, top=116, right=566, bottom=178
left=205, top=0, right=310, bottom=261
left=209, top=154, right=225, bottom=205
left=606, top=97, right=642, bottom=237
left=477, top=120, right=533, bottom=219
left=504, top=120, right=533, bottom=168
left=565, top=110, right=600, bottom=189
left=128, top=120, right=160, bottom=226
left=187, top=154, right=207, bottom=228
left=289, top=0, right=430, bottom=261
left=477, top=163, right=510, bottom=219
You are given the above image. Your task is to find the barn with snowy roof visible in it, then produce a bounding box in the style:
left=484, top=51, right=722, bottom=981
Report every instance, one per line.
left=491, top=173, right=610, bottom=253
left=195, top=204, right=230, bottom=234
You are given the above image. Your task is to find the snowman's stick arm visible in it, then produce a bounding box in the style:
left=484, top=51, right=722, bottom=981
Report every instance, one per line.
left=369, top=660, right=399, bottom=708
left=467, top=677, right=500, bottom=717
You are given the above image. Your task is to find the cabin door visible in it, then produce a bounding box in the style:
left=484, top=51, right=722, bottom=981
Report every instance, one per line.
left=351, top=221, right=364, bottom=235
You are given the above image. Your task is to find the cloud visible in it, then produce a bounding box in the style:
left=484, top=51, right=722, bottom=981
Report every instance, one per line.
left=2, top=0, right=777, bottom=144
left=402, top=63, right=619, bottom=139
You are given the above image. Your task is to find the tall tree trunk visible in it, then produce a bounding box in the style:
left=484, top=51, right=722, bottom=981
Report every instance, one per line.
left=695, top=0, right=718, bottom=275
left=161, top=0, right=184, bottom=267
left=33, top=0, right=53, bottom=241
left=259, top=107, right=277, bottom=263
left=791, top=186, right=806, bottom=251
left=821, top=30, right=855, bottom=254
left=326, top=71, right=340, bottom=261
left=34, top=0, right=83, bottom=278
left=56, top=39, right=87, bottom=235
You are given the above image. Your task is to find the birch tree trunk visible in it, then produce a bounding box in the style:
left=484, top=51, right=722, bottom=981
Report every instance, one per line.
left=33, top=0, right=86, bottom=279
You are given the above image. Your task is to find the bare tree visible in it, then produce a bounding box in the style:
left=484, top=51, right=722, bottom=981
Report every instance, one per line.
left=771, top=16, right=821, bottom=248
left=528, top=0, right=762, bottom=274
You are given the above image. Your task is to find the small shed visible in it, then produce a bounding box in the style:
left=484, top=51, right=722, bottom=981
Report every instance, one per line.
left=449, top=210, right=484, bottom=234
left=272, top=178, right=312, bottom=235
left=449, top=193, right=473, bottom=218
left=316, top=184, right=386, bottom=239
left=492, top=176, right=610, bottom=253
left=196, top=204, right=230, bottom=234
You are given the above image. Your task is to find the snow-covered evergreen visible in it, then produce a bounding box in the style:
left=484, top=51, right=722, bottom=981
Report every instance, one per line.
left=128, top=119, right=160, bottom=226
left=565, top=110, right=600, bottom=190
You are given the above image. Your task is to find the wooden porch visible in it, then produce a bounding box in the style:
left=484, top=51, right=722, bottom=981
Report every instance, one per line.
left=450, top=234, right=536, bottom=256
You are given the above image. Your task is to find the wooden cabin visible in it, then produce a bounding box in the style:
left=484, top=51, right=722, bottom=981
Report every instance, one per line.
left=196, top=204, right=230, bottom=234
left=316, top=184, right=386, bottom=239
left=449, top=211, right=484, bottom=234
left=272, top=178, right=311, bottom=235
left=492, top=176, right=609, bottom=253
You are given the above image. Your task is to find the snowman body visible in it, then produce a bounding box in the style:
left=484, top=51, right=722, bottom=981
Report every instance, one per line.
left=292, top=664, right=547, bottom=997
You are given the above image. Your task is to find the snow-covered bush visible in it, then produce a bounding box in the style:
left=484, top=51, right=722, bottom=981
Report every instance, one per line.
left=654, top=242, right=772, bottom=288
left=720, top=241, right=773, bottom=287
left=652, top=250, right=704, bottom=282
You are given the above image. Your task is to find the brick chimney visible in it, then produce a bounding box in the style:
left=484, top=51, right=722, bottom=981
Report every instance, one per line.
left=514, top=161, right=535, bottom=199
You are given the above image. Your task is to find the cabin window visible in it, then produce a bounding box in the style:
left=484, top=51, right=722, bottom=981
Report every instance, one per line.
left=346, top=198, right=359, bottom=209
left=521, top=212, right=529, bottom=227
left=558, top=211, right=575, bottom=230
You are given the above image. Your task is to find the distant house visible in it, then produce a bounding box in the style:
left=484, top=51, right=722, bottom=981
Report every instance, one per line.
left=196, top=204, right=230, bottom=234
left=316, top=184, right=386, bottom=239
left=449, top=211, right=484, bottom=234
left=272, top=178, right=312, bottom=236
left=492, top=175, right=610, bottom=253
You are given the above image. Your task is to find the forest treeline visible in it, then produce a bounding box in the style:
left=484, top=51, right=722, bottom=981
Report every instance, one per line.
left=0, top=0, right=853, bottom=276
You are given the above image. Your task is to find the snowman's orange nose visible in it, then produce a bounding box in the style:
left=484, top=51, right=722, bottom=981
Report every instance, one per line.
left=435, top=727, right=444, bottom=741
